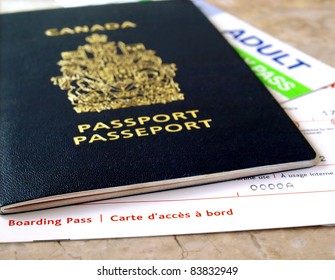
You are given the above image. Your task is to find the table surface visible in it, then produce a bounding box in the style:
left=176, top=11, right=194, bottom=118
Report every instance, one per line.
left=1, top=0, right=335, bottom=260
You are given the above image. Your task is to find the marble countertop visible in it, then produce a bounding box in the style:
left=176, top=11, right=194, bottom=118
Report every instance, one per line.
left=1, top=0, right=335, bottom=260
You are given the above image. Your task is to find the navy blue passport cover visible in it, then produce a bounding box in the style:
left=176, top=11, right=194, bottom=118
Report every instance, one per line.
left=0, top=0, right=316, bottom=213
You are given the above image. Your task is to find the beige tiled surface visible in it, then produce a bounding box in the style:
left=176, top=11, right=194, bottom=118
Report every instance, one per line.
left=207, top=0, right=335, bottom=67
left=1, top=0, right=335, bottom=259
left=1, top=227, right=335, bottom=259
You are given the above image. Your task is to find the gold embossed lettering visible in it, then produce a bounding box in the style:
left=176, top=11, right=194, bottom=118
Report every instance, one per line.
left=45, top=21, right=137, bottom=37
left=72, top=110, right=213, bottom=145
left=110, top=120, right=123, bottom=129
left=150, top=126, right=163, bottom=135
left=74, top=25, right=90, bottom=33
left=60, top=27, right=76, bottom=35
left=152, top=114, right=170, bottom=123
left=138, top=116, right=150, bottom=125
left=91, top=24, right=105, bottom=32
left=198, top=119, right=212, bottom=128
left=78, top=124, right=91, bottom=133
left=186, top=110, right=199, bottom=118
left=165, top=124, right=183, bottom=133
left=74, top=136, right=87, bottom=145
left=172, top=112, right=187, bottom=120
left=105, top=22, right=120, bottom=30
left=93, top=122, right=111, bottom=131
left=135, top=128, right=149, bottom=137
left=121, top=130, right=133, bottom=139
left=45, top=28, right=59, bottom=36
left=121, top=21, right=137, bottom=29
left=184, top=122, right=200, bottom=130
left=124, top=118, right=137, bottom=127
left=89, top=134, right=107, bottom=143
left=107, top=131, right=120, bottom=140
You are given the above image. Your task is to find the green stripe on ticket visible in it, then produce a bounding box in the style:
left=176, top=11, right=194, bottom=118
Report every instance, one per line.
left=235, top=47, right=312, bottom=99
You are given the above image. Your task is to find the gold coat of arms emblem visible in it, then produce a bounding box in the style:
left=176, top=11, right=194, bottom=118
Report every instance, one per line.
left=51, top=33, right=184, bottom=113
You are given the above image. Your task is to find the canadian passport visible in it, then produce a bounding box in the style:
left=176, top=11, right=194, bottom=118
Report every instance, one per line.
left=0, top=0, right=317, bottom=213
